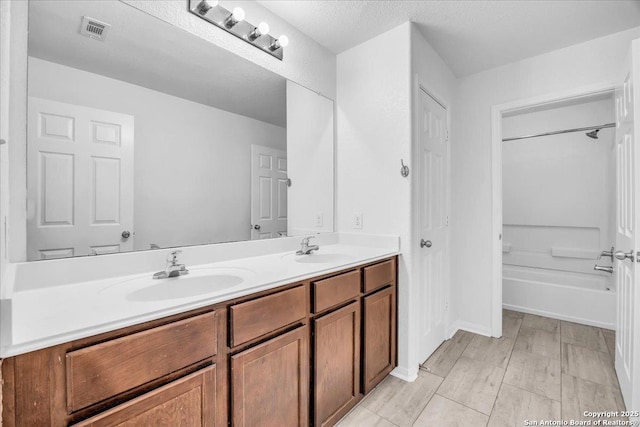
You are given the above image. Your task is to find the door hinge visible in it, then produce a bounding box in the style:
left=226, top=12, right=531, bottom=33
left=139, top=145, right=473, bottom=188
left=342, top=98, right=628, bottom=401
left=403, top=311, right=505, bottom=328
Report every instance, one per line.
left=446, top=216, right=449, bottom=226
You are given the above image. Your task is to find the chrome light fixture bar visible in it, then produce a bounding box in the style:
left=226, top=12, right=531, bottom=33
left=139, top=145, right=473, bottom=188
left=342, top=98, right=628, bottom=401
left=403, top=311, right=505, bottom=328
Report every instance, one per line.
left=189, top=0, right=288, bottom=61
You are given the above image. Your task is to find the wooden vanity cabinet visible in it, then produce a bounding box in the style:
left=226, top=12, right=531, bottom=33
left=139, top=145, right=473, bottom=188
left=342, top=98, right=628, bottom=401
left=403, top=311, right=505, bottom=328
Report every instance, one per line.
left=313, top=301, right=360, bottom=427
left=71, top=365, right=217, bottom=426
left=362, top=258, right=397, bottom=394
left=0, top=256, right=398, bottom=427
left=0, top=308, right=226, bottom=427
left=362, top=285, right=396, bottom=394
left=231, top=326, right=309, bottom=427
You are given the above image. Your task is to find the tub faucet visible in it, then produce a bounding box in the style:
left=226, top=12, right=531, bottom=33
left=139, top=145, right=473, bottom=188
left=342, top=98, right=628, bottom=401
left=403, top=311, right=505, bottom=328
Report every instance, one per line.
left=153, top=250, right=189, bottom=279
left=593, top=264, right=613, bottom=274
left=296, top=236, right=319, bottom=255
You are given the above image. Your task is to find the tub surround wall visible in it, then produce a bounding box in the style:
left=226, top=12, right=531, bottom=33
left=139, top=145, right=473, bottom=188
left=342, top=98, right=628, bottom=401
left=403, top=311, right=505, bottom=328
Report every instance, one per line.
left=502, top=98, right=615, bottom=278
left=28, top=57, right=286, bottom=251
left=452, top=26, right=640, bottom=334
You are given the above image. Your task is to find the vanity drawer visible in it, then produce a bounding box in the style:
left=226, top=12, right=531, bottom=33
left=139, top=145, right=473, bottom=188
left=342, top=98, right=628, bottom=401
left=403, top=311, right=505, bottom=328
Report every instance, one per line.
left=364, top=259, right=395, bottom=293
left=312, top=270, right=361, bottom=313
left=66, top=311, right=217, bottom=412
left=230, top=285, right=306, bottom=347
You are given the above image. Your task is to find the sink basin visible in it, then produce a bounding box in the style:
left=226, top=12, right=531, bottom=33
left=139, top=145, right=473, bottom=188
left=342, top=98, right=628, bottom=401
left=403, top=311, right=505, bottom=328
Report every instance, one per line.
left=286, top=253, right=357, bottom=264
left=104, top=267, right=255, bottom=302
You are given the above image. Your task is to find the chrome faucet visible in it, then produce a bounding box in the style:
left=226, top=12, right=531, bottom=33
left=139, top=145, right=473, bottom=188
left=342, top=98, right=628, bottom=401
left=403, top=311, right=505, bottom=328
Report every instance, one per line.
left=296, top=236, right=319, bottom=255
left=153, top=250, right=189, bottom=279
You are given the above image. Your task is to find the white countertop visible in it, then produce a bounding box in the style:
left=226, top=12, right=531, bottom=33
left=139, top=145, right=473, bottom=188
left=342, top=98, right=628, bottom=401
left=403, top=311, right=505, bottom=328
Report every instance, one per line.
left=1, top=238, right=398, bottom=358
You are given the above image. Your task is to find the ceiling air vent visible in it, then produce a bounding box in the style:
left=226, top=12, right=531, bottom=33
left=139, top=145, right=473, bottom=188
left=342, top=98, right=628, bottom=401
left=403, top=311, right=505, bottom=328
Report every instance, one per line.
left=80, top=16, right=111, bottom=41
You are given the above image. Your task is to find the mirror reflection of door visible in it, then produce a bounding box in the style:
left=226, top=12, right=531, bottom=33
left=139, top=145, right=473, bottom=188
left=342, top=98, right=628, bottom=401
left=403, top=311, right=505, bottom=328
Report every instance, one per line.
left=250, top=145, right=287, bottom=240
left=27, top=97, right=134, bottom=260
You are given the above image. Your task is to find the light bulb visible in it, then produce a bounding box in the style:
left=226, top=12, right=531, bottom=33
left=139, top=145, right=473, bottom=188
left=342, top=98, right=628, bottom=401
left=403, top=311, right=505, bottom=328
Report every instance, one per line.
left=257, top=22, right=269, bottom=36
left=278, top=35, right=289, bottom=48
left=248, top=22, right=270, bottom=41
left=224, top=6, right=245, bottom=28
left=196, top=0, right=218, bottom=15
left=232, top=7, right=245, bottom=22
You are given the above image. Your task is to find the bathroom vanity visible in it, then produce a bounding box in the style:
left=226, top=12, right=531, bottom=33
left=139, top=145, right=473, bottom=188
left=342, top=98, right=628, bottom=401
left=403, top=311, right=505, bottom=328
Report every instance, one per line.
left=1, top=254, right=397, bottom=426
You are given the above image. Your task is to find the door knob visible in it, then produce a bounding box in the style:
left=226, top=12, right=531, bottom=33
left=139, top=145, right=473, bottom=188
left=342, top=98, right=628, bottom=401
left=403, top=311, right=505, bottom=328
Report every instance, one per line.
left=614, top=250, right=634, bottom=262
left=253, top=224, right=261, bottom=230
left=121, top=230, right=131, bottom=239
left=420, top=239, right=432, bottom=248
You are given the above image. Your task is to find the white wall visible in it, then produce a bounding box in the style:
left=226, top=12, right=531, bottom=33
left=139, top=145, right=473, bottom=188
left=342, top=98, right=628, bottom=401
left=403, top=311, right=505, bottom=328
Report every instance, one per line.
left=502, top=98, right=615, bottom=278
left=452, top=27, right=640, bottom=332
left=122, top=0, right=336, bottom=100
left=337, top=22, right=456, bottom=380
left=337, top=22, right=413, bottom=377
left=287, top=80, right=334, bottom=236
left=29, top=57, right=285, bottom=251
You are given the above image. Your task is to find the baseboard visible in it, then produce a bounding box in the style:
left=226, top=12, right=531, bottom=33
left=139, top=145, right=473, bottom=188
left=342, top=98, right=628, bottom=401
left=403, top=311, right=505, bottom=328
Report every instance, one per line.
left=390, top=366, right=418, bottom=382
left=503, top=303, right=615, bottom=330
left=447, top=319, right=494, bottom=338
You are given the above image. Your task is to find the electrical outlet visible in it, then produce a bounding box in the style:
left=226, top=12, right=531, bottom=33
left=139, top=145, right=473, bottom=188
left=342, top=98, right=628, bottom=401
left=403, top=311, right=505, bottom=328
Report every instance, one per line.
left=315, top=212, right=323, bottom=227
left=352, top=212, right=363, bottom=229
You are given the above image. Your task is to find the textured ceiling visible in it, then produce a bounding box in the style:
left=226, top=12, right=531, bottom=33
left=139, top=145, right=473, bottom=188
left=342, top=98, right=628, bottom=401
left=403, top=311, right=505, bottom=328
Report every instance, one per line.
left=29, top=1, right=286, bottom=127
left=257, top=0, right=640, bottom=77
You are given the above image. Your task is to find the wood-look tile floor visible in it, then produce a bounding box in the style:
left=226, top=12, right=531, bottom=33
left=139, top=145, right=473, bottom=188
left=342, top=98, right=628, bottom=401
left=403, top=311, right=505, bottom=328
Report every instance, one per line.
left=336, top=310, right=627, bottom=427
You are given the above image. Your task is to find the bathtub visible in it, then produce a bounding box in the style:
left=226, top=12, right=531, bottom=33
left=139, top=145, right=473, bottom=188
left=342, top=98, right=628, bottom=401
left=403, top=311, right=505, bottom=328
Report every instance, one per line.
left=503, top=265, right=616, bottom=329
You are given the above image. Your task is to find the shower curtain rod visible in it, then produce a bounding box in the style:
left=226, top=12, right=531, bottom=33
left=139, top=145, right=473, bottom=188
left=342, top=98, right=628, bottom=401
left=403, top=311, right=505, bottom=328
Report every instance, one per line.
left=502, top=122, right=616, bottom=142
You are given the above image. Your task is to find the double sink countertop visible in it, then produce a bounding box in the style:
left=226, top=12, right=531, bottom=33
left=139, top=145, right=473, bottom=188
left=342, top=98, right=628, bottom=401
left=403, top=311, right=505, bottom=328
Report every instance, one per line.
left=1, top=234, right=399, bottom=358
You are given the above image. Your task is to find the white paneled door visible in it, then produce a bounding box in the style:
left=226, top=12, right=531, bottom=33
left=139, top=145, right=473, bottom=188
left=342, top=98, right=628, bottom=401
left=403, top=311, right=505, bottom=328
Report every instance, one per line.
left=27, top=97, right=134, bottom=260
left=614, top=40, right=640, bottom=416
left=250, top=145, right=287, bottom=240
left=417, top=88, right=449, bottom=362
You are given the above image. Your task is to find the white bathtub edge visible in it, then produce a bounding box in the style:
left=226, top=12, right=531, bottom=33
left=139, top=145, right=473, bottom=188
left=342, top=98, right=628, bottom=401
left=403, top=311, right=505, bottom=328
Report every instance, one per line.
left=503, top=303, right=615, bottom=330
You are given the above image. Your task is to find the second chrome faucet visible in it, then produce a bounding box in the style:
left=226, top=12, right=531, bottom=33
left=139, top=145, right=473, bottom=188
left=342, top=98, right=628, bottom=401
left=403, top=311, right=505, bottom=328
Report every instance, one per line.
left=153, top=250, right=189, bottom=279
left=296, top=236, right=319, bottom=255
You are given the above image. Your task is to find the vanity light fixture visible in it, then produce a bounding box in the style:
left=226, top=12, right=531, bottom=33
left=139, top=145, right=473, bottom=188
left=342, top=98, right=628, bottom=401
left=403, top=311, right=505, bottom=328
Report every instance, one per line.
left=189, top=0, right=288, bottom=60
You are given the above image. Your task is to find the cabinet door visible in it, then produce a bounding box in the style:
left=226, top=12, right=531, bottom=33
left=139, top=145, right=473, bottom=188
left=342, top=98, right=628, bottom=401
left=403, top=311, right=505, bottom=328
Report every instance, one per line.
left=231, top=326, right=309, bottom=427
left=71, top=365, right=216, bottom=426
left=314, top=301, right=360, bottom=427
left=363, top=286, right=396, bottom=394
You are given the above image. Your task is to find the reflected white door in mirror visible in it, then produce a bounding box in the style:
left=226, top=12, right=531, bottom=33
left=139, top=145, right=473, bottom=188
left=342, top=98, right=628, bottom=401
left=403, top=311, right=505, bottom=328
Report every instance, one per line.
left=27, top=97, right=134, bottom=260
left=251, top=145, right=287, bottom=240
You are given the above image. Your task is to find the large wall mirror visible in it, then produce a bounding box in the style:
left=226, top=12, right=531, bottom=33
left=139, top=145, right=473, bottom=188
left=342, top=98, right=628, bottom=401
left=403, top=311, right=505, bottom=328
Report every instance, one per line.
left=25, top=0, right=334, bottom=261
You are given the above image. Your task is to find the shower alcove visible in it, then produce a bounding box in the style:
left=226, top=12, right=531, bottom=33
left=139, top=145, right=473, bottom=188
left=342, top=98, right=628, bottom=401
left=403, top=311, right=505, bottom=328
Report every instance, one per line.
left=501, top=93, right=616, bottom=328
